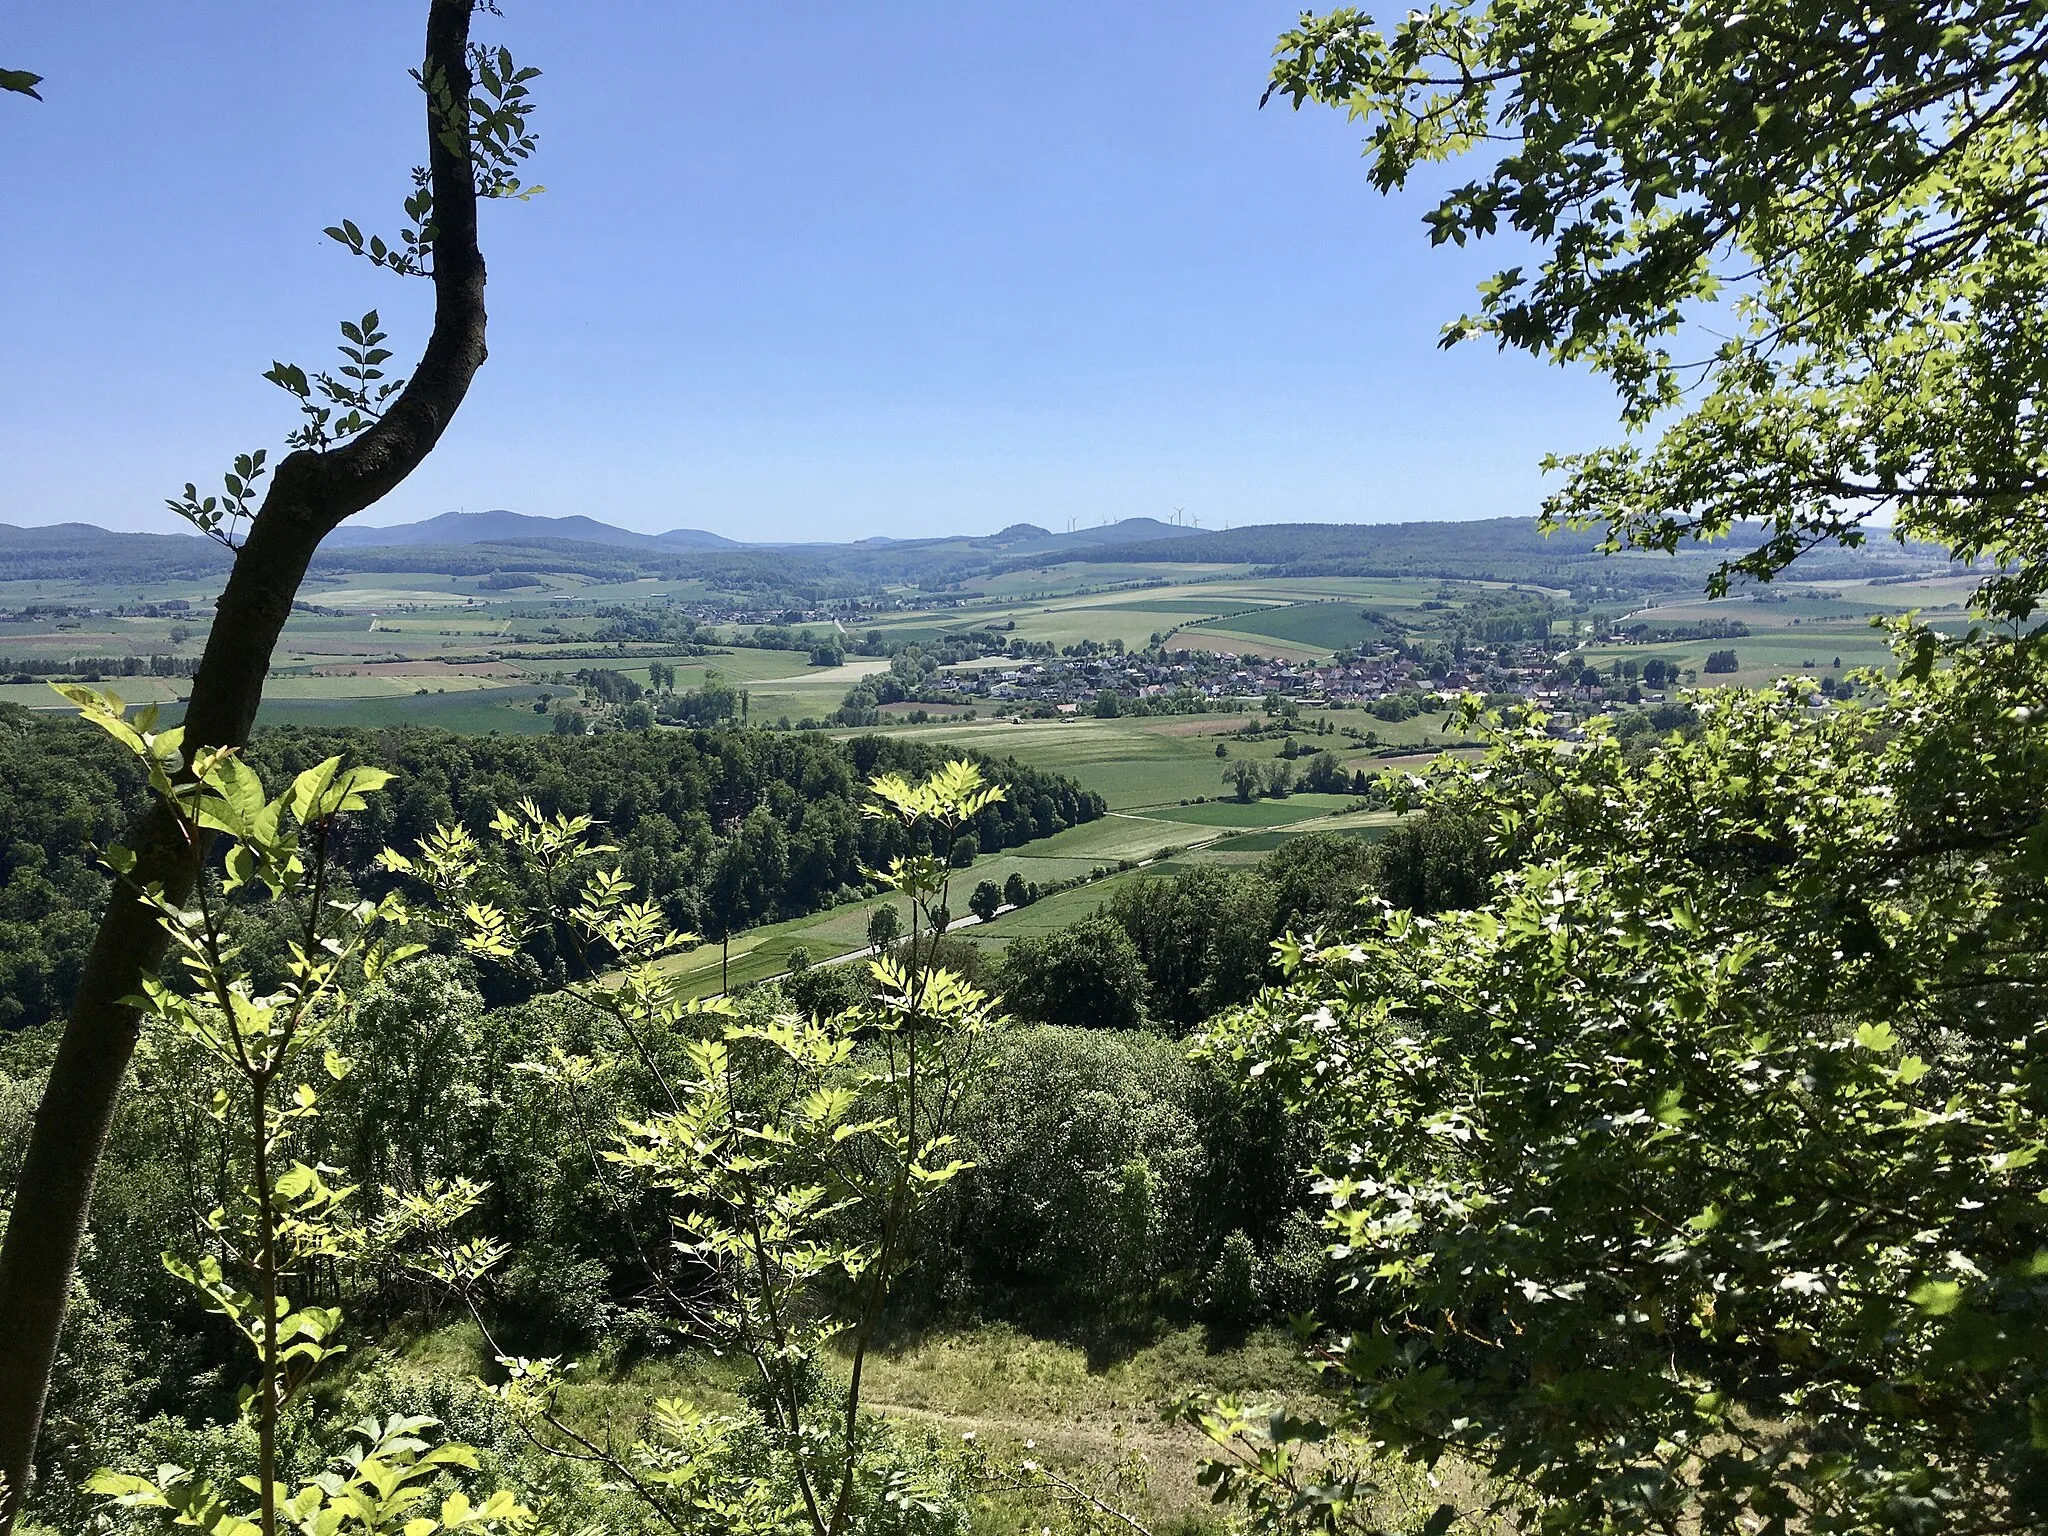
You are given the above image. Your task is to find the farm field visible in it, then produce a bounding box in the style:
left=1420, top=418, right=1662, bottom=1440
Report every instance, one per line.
left=0, top=677, right=187, bottom=710
left=951, top=807, right=1402, bottom=952
left=969, top=560, right=1254, bottom=596
left=842, top=711, right=1475, bottom=810
left=248, top=687, right=557, bottom=735
left=1183, top=598, right=1395, bottom=655
left=1143, top=794, right=1358, bottom=827
left=1581, top=579, right=1951, bottom=686
left=0, top=559, right=1928, bottom=744
left=835, top=715, right=1252, bottom=809
left=847, top=572, right=1551, bottom=661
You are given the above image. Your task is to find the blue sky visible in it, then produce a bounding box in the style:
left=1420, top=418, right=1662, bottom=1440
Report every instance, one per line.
left=1, top=3, right=1618, bottom=541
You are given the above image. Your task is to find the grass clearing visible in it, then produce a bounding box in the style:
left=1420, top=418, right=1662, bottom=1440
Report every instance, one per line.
left=1011, top=815, right=1209, bottom=865
left=957, top=869, right=1161, bottom=950
left=376, top=1320, right=1391, bottom=1534
left=1205, top=821, right=1393, bottom=853
left=1142, top=794, right=1355, bottom=828
left=835, top=715, right=1271, bottom=810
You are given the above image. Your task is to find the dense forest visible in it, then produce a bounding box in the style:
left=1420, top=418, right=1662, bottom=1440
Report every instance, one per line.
left=0, top=712, right=1102, bottom=1032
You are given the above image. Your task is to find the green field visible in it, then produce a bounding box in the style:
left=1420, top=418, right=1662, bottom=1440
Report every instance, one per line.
left=834, top=715, right=1260, bottom=809
left=1098, top=596, right=1288, bottom=615
left=952, top=866, right=1164, bottom=951
left=1202, top=822, right=1391, bottom=853
left=1184, top=599, right=1391, bottom=653
left=1143, top=794, right=1355, bottom=827
left=841, top=573, right=1557, bottom=663
left=843, top=711, right=1474, bottom=810
left=1580, top=584, right=1920, bottom=688
left=949, top=805, right=1401, bottom=954
left=970, top=561, right=1253, bottom=596
left=644, top=785, right=1394, bottom=993
left=247, top=687, right=557, bottom=734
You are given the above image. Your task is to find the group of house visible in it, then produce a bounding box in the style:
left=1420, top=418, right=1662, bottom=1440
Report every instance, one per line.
left=906, top=640, right=1604, bottom=715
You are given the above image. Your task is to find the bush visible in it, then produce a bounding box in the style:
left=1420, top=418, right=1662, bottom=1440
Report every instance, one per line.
left=1261, top=1211, right=1334, bottom=1321
left=1107, top=868, right=1275, bottom=1029
left=867, top=904, right=902, bottom=949
left=784, top=960, right=867, bottom=1020
left=1297, top=749, right=1349, bottom=794
left=1202, top=1230, right=1263, bottom=1330
left=928, top=1027, right=1207, bottom=1324
left=1368, top=811, right=1492, bottom=915
left=1207, top=676, right=2048, bottom=1533
left=996, top=913, right=1148, bottom=1029
left=1263, top=833, right=1379, bottom=939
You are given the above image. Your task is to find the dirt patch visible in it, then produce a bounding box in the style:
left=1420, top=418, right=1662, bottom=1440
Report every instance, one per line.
left=310, top=659, right=524, bottom=678
left=1141, top=718, right=1242, bottom=738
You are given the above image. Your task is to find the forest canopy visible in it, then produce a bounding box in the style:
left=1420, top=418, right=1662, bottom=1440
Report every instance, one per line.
left=0, top=711, right=1102, bottom=1033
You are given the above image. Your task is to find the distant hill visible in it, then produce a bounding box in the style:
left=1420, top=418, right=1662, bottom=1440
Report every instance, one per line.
left=323, top=510, right=738, bottom=551
left=0, top=522, right=233, bottom=582
left=1053, top=518, right=1613, bottom=572
left=793, top=516, right=1198, bottom=556
left=1018, top=517, right=1199, bottom=551
left=0, top=512, right=1943, bottom=602
left=313, top=510, right=1197, bottom=554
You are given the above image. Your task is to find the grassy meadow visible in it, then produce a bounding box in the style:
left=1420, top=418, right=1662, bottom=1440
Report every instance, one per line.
left=1581, top=576, right=1972, bottom=687
left=382, top=1319, right=1362, bottom=1536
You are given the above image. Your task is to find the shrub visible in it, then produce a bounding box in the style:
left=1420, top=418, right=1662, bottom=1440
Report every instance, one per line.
left=1202, top=1230, right=1263, bottom=1330
left=996, top=913, right=1148, bottom=1029
left=931, top=1027, right=1206, bottom=1323
left=969, top=880, right=1001, bottom=923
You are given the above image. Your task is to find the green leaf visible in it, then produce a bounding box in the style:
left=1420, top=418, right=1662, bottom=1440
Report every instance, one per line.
left=83, top=1470, right=169, bottom=1504
left=1910, top=1279, right=1965, bottom=1316
left=197, top=755, right=267, bottom=839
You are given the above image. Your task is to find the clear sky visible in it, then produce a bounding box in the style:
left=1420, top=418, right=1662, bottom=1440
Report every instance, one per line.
left=1, top=3, right=1619, bottom=541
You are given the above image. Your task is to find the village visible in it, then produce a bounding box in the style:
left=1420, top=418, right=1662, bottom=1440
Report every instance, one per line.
left=837, top=633, right=1707, bottom=731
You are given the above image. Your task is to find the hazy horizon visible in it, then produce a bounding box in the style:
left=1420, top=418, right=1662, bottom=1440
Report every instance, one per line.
left=0, top=505, right=1571, bottom=548
left=4, top=4, right=1619, bottom=541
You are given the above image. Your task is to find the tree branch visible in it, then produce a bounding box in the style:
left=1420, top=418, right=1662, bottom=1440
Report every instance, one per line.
left=0, top=4, right=493, bottom=1523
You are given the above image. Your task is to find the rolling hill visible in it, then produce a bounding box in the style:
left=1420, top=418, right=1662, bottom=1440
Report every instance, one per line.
left=323, top=510, right=739, bottom=550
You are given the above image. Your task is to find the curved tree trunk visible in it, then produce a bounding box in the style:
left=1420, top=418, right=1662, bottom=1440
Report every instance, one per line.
left=0, top=3, right=488, bottom=1520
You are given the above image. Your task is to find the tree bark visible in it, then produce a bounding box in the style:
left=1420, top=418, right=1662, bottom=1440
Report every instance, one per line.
left=0, top=3, right=487, bottom=1520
